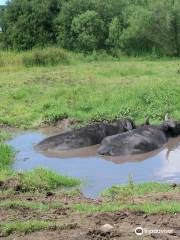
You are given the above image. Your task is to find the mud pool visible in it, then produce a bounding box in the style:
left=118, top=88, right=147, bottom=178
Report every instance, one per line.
left=7, top=129, right=180, bottom=198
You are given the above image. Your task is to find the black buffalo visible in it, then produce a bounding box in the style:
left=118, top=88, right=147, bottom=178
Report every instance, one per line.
left=37, top=118, right=135, bottom=151
left=98, top=119, right=180, bottom=156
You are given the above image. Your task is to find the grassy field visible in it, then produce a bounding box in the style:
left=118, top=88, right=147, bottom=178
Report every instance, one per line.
left=0, top=48, right=179, bottom=128
left=0, top=48, right=180, bottom=237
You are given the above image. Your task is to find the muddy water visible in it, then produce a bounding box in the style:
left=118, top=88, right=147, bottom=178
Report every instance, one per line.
left=7, top=130, right=180, bottom=198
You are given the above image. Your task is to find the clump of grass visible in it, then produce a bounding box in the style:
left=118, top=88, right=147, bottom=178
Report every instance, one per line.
left=0, top=221, right=77, bottom=236
left=0, top=143, right=14, bottom=169
left=22, top=47, right=70, bottom=67
left=18, top=168, right=80, bottom=192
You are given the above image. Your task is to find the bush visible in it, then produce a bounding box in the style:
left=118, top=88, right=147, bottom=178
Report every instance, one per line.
left=71, top=10, right=104, bottom=52
left=22, top=47, right=69, bottom=67
left=1, top=0, right=61, bottom=50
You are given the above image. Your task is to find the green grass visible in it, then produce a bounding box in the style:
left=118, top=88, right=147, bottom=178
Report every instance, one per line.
left=0, top=220, right=77, bottom=237
left=71, top=182, right=180, bottom=214
left=71, top=201, right=180, bottom=214
left=0, top=168, right=80, bottom=193
left=0, top=47, right=179, bottom=127
left=17, top=168, right=80, bottom=192
left=102, top=182, right=179, bottom=200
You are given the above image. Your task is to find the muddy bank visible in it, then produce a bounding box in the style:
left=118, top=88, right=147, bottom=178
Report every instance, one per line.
left=2, top=212, right=180, bottom=240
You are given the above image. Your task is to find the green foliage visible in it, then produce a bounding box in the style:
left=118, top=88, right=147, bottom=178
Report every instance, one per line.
left=107, top=17, right=122, bottom=54
left=121, top=1, right=180, bottom=56
left=71, top=10, right=104, bottom=52
left=1, top=0, right=179, bottom=55
left=1, top=0, right=61, bottom=50
left=55, top=0, right=96, bottom=50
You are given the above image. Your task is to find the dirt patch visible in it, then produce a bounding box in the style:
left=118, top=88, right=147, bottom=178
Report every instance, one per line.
left=3, top=212, right=179, bottom=240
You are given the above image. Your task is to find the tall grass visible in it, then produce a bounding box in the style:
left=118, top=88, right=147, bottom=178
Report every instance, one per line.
left=22, top=47, right=70, bottom=67
left=0, top=47, right=70, bottom=68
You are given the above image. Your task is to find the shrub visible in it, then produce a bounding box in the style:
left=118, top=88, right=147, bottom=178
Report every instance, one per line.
left=22, top=47, right=69, bottom=67
left=71, top=10, right=104, bottom=52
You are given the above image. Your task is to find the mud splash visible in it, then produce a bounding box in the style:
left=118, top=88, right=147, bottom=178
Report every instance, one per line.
left=7, top=129, right=180, bottom=198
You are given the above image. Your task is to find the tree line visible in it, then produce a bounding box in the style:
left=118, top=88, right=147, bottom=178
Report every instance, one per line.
left=0, top=0, right=180, bottom=56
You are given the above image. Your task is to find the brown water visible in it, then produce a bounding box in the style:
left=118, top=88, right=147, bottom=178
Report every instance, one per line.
left=7, top=129, right=180, bottom=198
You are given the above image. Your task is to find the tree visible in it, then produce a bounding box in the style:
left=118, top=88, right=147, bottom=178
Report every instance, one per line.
left=171, top=0, right=180, bottom=56
left=71, top=10, right=104, bottom=52
left=55, top=0, right=95, bottom=50
left=107, top=17, right=122, bottom=54
left=1, top=0, right=61, bottom=49
left=120, top=1, right=180, bottom=56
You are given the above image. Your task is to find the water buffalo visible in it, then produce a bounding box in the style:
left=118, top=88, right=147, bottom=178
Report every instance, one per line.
left=98, top=119, right=180, bottom=156
left=37, top=118, right=135, bottom=151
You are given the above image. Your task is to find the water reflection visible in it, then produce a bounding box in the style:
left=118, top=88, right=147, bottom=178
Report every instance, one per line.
left=157, top=136, right=180, bottom=180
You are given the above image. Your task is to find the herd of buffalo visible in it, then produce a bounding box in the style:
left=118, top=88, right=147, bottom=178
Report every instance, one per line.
left=37, top=116, right=180, bottom=156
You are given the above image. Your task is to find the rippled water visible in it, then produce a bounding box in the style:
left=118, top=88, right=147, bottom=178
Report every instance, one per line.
left=7, top=129, right=180, bottom=198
